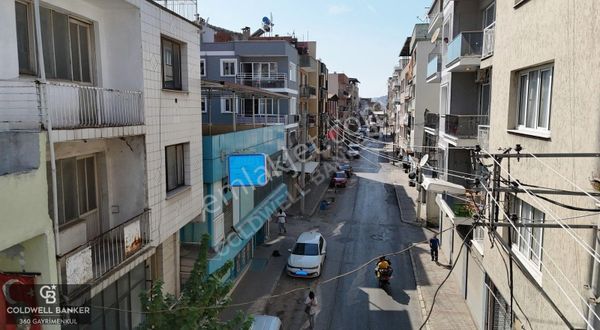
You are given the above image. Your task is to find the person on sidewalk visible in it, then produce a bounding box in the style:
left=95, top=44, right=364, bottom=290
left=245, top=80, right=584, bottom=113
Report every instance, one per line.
left=304, top=291, right=318, bottom=329
left=277, top=209, right=287, bottom=234
left=429, top=234, right=439, bottom=262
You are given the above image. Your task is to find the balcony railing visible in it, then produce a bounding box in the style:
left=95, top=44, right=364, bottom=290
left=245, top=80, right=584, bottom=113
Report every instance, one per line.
left=300, top=85, right=317, bottom=98
left=427, top=54, right=442, bottom=80
left=58, top=210, right=150, bottom=288
left=447, top=32, right=483, bottom=65
left=482, top=23, right=495, bottom=58
left=299, top=54, right=318, bottom=71
left=478, top=125, right=490, bottom=151
left=424, top=112, right=439, bottom=130
left=45, top=82, right=143, bottom=129
left=236, top=73, right=287, bottom=89
left=444, top=114, right=488, bottom=138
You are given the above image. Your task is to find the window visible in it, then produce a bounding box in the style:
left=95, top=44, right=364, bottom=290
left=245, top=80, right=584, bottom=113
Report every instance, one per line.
left=19, top=6, right=93, bottom=82
left=49, top=156, right=97, bottom=226
left=221, top=97, right=237, bottom=113
left=200, top=58, right=206, bottom=77
left=259, top=99, right=275, bottom=115
left=220, top=59, right=237, bottom=77
left=201, top=97, right=207, bottom=113
left=240, top=62, right=278, bottom=77
left=289, top=97, right=297, bottom=115
left=166, top=144, right=186, bottom=192
left=516, top=65, right=553, bottom=131
left=289, top=63, right=297, bottom=82
left=483, top=2, right=495, bottom=28
left=161, top=37, right=182, bottom=90
left=15, top=1, right=35, bottom=74
left=508, top=195, right=544, bottom=270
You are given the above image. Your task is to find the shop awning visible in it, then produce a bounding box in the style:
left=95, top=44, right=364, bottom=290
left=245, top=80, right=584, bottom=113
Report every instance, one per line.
left=421, top=177, right=465, bottom=195
left=289, top=161, right=320, bottom=174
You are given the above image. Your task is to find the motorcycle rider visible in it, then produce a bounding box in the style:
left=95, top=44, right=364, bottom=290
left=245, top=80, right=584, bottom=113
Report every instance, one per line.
left=375, top=256, right=393, bottom=278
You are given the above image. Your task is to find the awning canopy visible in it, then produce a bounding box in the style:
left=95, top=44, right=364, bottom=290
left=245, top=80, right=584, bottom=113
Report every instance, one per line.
left=421, top=177, right=465, bottom=195
left=289, top=161, right=319, bottom=174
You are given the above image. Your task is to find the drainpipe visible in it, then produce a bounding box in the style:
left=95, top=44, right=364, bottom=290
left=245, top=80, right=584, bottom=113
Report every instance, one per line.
left=587, top=226, right=600, bottom=329
left=33, top=0, right=61, bottom=265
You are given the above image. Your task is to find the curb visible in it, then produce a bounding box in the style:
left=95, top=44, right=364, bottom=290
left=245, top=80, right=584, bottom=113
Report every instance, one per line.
left=408, top=246, right=432, bottom=330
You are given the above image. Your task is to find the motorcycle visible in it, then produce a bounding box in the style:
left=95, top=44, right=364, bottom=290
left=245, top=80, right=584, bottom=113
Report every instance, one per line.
left=375, top=266, right=393, bottom=292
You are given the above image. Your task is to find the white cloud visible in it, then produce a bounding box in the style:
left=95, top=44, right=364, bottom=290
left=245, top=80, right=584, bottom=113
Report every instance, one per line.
left=328, top=4, right=352, bottom=15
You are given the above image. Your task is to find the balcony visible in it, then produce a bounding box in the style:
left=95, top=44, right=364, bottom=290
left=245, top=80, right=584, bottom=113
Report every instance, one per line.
left=444, top=114, right=488, bottom=139
left=307, top=114, right=317, bottom=128
left=446, top=32, right=483, bottom=72
left=299, top=85, right=317, bottom=98
left=426, top=54, right=442, bottom=83
left=58, top=210, right=151, bottom=289
left=299, top=54, right=318, bottom=72
left=482, top=23, right=495, bottom=59
left=424, top=112, right=439, bottom=131
left=477, top=125, right=490, bottom=151
left=235, top=114, right=296, bottom=125
left=45, top=82, right=143, bottom=129
left=236, top=73, right=287, bottom=89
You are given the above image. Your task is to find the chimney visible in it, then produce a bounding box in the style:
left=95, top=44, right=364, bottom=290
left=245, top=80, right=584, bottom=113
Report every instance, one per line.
left=242, top=27, right=250, bottom=40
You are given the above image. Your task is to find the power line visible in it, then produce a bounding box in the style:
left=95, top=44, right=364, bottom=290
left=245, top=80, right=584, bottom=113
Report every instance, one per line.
left=482, top=149, right=600, bottom=265
left=419, top=225, right=475, bottom=330
left=479, top=183, right=600, bottom=328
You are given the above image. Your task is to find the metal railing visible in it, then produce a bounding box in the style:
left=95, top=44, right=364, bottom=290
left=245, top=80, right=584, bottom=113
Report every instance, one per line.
left=424, top=112, right=439, bottom=130
left=482, top=23, right=495, bottom=58
left=478, top=125, right=490, bottom=151
left=57, top=210, right=151, bottom=287
left=236, top=73, right=287, bottom=89
left=427, top=54, right=442, bottom=80
left=444, top=114, right=488, bottom=138
left=447, top=31, right=483, bottom=65
left=299, top=85, right=316, bottom=98
left=45, top=82, right=143, bottom=129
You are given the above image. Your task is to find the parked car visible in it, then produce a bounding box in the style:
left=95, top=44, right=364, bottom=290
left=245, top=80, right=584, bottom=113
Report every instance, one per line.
left=330, top=171, right=348, bottom=188
left=346, top=143, right=360, bottom=159
left=287, top=231, right=327, bottom=278
left=251, top=315, right=282, bottom=330
left=337, top=163, right=353, bottom=177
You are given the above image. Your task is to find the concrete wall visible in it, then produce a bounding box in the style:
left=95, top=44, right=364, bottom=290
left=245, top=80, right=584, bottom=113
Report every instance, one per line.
left=413, top=40, right=440, bottom=153
left=483, top=0, right=600, bottom=328
left=0, top=133, right=58, bottom=285
left=141, top=0, right=203, bottom=292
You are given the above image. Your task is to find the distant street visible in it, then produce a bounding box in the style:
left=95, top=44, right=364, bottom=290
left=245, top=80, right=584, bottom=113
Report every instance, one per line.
left=265, top=139, right=428, bottom=329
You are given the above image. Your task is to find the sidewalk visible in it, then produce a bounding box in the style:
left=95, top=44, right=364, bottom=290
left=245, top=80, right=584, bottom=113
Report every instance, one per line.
left=285, top=163, right=333, bottom=217
left=389, top=163, right=476, bottom=330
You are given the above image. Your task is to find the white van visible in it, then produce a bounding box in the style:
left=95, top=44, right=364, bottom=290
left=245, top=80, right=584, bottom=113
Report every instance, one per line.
left=251, top=315, right=282, bottom=330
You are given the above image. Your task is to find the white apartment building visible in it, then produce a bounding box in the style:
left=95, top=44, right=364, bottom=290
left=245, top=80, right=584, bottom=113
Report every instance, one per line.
left=0, top=0, right=203, bottom=328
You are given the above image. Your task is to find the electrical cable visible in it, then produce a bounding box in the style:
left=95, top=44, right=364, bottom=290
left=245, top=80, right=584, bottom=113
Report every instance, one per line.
left=482, top=149, right=600, bottom=266
left=479, top=183, right=600, bottom=328
left=90, top=227, right=457, bottom=314
left=532, top=193, right=600, bottom=212
left=418, top=225, right=475, bottom=330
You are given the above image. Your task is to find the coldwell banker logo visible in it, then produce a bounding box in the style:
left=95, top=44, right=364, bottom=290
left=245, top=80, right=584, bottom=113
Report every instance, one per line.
left=1, top=274, right=91, bottom=327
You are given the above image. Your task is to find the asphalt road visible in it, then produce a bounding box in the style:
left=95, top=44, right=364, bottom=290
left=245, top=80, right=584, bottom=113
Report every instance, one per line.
left=265, top=139, right=428, bottom=330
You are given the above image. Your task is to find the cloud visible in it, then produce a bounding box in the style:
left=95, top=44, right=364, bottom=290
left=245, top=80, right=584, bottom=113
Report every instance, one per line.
left=328, top=4, right=352, bottom=15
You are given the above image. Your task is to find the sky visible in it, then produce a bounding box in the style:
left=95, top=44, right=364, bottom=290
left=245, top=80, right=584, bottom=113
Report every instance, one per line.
left=198, top=0, right=431, bottom=98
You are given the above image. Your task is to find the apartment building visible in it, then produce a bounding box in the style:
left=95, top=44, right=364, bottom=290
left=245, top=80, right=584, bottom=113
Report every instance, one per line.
left=421, top=0, right=600, bottom=329
left=297, top=42, right=319, bottom=144
left=0, top=1, right=203, bottom=327
left=327, top=72, right=351, bottom=120
left=178, top=22, right=292, bottom=283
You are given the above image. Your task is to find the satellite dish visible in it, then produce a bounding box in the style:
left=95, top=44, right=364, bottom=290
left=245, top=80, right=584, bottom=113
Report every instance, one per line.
left=262, top=16, right=272, bottom=32
left=419, top=154, right=429, bottom=167
left=431, top=28, right=440, bottom=43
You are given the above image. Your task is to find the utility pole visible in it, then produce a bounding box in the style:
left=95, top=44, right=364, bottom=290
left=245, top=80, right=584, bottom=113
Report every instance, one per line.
left=300, top=104, right=307, bottom=215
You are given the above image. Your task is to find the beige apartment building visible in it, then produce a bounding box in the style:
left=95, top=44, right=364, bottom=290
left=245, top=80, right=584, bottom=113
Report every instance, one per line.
left=421, top=0, right=600, bottom=329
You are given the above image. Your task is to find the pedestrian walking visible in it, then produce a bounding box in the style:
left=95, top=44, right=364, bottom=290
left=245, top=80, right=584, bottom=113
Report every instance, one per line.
left=277, top=209, right=287, bottom=234
left=430, top=234, right=439, bottom=262
left=304, top=291, right=318, bottom=329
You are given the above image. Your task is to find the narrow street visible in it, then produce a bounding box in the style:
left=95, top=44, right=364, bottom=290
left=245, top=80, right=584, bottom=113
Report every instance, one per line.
left=265, top=139, right=428, bottom=329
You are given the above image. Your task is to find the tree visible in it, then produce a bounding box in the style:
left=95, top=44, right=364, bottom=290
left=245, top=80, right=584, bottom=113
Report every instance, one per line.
left=138, top=234, right=252, bottom=330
